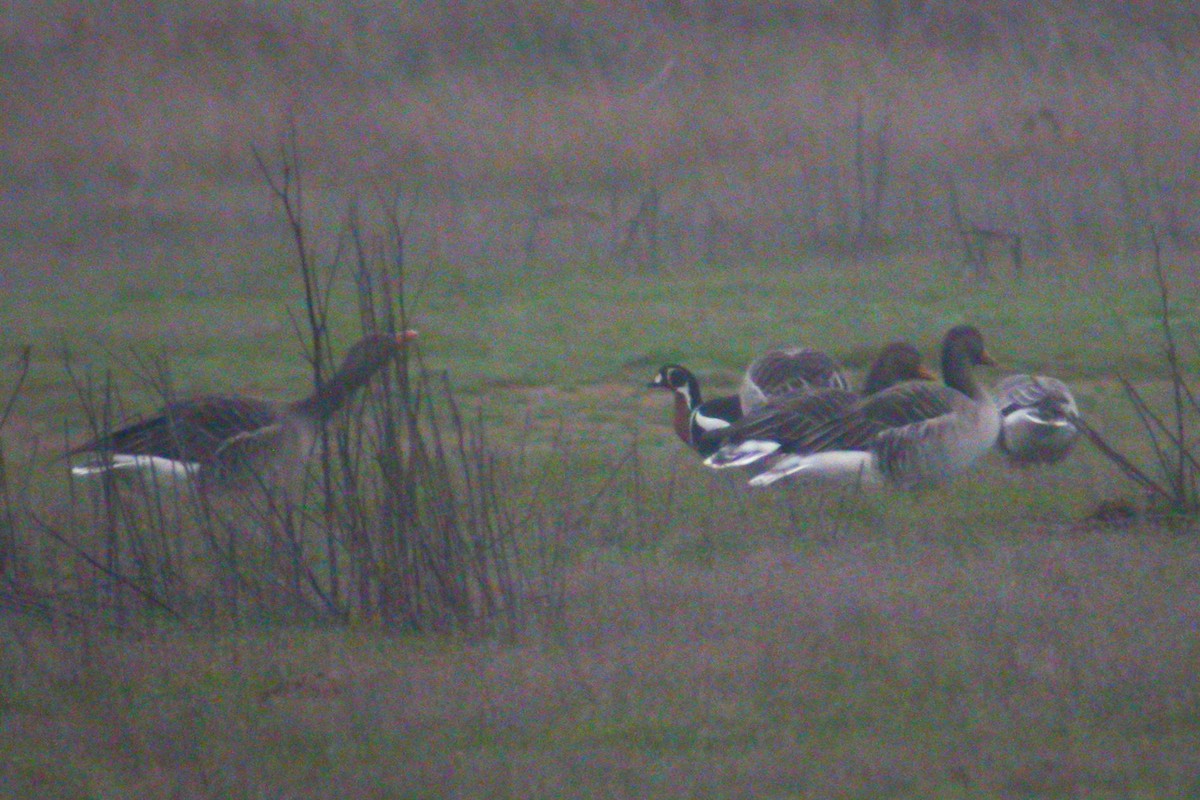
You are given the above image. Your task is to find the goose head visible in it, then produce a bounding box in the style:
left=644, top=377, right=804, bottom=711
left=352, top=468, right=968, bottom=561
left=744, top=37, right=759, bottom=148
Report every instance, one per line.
left=940, top=325, right=996, bottom=399
left=648, top=364, right=699, bottom=405
left=1027, top=395, right=1074, bottom=425
left=649, top=364, right=709, bottom=447
left=860, top=341, right=936, bottom=395
left=339, top=331, right=419, bottom=376
left=943, top=325, right=995, bottom=366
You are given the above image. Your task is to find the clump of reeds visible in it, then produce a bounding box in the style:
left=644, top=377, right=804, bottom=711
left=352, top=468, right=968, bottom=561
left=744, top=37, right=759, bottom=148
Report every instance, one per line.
left=3, top=131, right=587, bottom=635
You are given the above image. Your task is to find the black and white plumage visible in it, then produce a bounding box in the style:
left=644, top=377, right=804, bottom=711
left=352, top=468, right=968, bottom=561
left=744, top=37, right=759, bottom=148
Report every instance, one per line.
left=995, top=374, right=1080, bottom=466
left=68, top=332, right=417, bottom=488
left=743, top=326, right=1000, bottom=489
left=739, top=346, right=850, bottom=413
left=648, top=364, right=742, bottom=458
left=704, top=342, right=934, bottom=469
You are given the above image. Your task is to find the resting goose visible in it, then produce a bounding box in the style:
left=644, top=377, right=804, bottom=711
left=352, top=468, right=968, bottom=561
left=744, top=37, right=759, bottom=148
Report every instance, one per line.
left=68, top=331, right=417, bottom=488
left=648, top=364, right=742, bottom=458
left=704, top=342, right=935, bottom=468
left=747, top=325, right=1000, bottom=489
left=739, top=346, right=849, bottom=413
left=995, top=374, right=1080, bottom=466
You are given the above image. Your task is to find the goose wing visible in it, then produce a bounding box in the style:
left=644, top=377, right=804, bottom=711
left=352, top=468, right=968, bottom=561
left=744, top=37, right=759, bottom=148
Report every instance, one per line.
left=740, top=348, right=849, bottom=411
left=859, top=382, right=959, bottom=428
left=996, top=374, right=1077, bottom=416
left=797, top=382, right=960, bottom=453
left=701, top=387, right=858, bottom=467
left=719, top=387, right=859, bottom=447
left=73, top=395, right=279, bottom=463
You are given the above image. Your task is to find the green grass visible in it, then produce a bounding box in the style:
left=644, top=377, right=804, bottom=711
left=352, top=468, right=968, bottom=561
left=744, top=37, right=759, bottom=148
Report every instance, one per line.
left=5, top=527, right=1200, bottom=798
left=9, top=244, right=1183, bottom=445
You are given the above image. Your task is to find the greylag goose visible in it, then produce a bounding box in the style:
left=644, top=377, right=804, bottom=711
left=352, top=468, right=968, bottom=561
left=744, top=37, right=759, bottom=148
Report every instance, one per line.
left=648, top=364, right=742, bottom=458
left=739, top=346, right=849, bottom=413
left=995, top=373, right=1080, bottom=466
left=746, top=325, right=1000, bottom=489
left=68, top=331, right=417, bottom=487
left=704, top=342, right=934, bottom=468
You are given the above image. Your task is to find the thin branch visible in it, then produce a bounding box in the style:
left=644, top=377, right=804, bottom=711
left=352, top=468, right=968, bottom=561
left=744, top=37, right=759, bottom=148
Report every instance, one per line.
left=0, top=346, right=31, bottom=432
left=25, top=507, right=181, bottom=619
left=1072, top=412, right=1175, bottom=505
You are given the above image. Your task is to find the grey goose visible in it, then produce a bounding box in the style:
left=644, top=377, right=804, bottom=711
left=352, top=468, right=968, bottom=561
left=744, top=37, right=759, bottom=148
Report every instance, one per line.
left=703, top=341, right=935, bottom=469
left=745, top=325, right=1000, bottom=489
left=739, top=346, right=850, bottom=414
left=995, top=373, right=1080, bottom=466
left=68, top=331, right=417, bottom=488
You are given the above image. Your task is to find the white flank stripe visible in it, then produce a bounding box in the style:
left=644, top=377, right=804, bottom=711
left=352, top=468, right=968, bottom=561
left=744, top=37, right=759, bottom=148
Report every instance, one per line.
left=703, top=440, right=780, bottom=469
left=748, top=451, right=879, bottom=488
left=71, top=455, right=201, bottom=479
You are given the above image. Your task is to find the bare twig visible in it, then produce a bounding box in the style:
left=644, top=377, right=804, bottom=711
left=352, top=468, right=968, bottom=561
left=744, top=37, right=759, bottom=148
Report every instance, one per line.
left=1081, top=233, right=1200, bottom=518
left=853, top=99, right=890, bottom=249
left=24, top=506, right=181, bottom=619
left=0, top=346, right=31, bottom=432
left=1072, top=411, right=1175, bottom=506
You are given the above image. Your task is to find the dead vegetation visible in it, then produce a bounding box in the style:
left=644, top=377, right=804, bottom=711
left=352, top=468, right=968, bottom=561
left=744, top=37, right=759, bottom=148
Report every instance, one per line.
left=5, top=1, right=1200, bottom=274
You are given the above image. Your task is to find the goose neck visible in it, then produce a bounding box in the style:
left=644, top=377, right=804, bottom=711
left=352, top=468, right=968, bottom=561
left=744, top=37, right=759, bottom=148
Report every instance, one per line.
left=678, top=373, right=701, bottom=411
left=942, top=345, right=983, bottom=400
left=293, top=359, right=383, bottom=422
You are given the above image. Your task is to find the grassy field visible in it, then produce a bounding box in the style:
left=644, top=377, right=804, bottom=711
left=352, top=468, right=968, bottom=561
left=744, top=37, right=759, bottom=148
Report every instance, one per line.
left=5, top=532, right=1200, bottom=798
left=5, top=2, right=1200, bottom=798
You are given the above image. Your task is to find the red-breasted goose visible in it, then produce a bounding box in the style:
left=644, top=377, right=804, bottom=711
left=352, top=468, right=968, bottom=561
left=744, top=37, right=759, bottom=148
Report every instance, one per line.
left=995, top=373, right=1080, bottom=466
left=746, top=325, right=1000, bottom=489
left=648, top=364, right=742, bottom=458
left=739, top=346, right=849, bottom=413
left=68, top=331, right=417, bottom=487
left=704, top=342, right=935, bottom=468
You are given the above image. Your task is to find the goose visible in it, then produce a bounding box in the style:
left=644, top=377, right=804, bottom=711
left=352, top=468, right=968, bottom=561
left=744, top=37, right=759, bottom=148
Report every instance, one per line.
left=648, top=364, right=742, bottom=458
left=995, top=373, right=1080, bottom=466
left=68, top=331, right=417, bottom=488
left=746, top=325, right=1000, bottom=489
left=739, top=346, right=849, bottom=413
left=704, top=342, right=935, bottom=468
